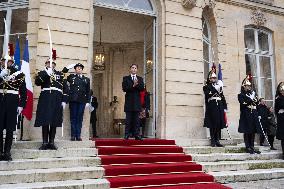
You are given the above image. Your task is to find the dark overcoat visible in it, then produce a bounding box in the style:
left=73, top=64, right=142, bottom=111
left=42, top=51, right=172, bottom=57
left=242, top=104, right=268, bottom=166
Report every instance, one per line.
left=275, top=95, right=284, bottom=140
left=122, top=75, right=144, bottom=112
left=238, top=91, right=261, bottom=134
left=34, top=69, right=68, bottom=127
left=0, top=66, right=27, bottom=132
left=203, top=83, right=227, bottom=129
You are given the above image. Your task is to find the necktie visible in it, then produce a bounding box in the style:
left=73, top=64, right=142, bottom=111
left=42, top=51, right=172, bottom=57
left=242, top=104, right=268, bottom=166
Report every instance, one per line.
left=132, top=76, right=135, bottom=81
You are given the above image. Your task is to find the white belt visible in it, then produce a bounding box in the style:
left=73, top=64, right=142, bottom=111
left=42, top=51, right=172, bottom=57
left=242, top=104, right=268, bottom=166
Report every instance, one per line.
left=247, top=105, right=257, bottom=110
left=42, top=87, right=62, bottom=93
left=279, top=109, right=284, bottom=114
left=0, top=89, right=19, bottom=95
left=208, top=97, right=221, bottom=102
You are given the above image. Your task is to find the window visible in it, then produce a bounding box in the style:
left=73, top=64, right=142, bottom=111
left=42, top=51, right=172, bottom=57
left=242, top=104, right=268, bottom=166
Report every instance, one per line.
left=202, top=16, right=212, bottom=82
left=244, top=27, right=275, bottom=107
left=94, top=0, right=154, bottom=15
left=0, top=8, right=28, bottom=57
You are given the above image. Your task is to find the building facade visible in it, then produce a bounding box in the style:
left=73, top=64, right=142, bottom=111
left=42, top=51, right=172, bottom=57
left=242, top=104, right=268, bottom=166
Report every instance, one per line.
left=1, top=0, right=284, bottom=142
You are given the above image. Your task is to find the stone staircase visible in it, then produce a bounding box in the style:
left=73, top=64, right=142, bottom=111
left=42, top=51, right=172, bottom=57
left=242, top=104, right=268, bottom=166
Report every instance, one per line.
left=0, top=141, right=109, bottom=189
left=181, top=140, right=284, bottom=188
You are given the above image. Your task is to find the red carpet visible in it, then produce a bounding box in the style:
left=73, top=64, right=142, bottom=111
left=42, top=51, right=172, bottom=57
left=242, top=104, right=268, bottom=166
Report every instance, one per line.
left=94, top=139, right=231, bottom=189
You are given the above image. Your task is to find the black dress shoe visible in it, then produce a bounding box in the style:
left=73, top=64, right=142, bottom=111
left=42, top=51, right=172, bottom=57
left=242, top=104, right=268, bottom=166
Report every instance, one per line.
left=252, top=148, right=261, bottom=154
left=76, top=137, right=82, bottom=141
left=39, top=143, right=49, bottom=150
left=71, top=137, right=76, bottom=141
left=0, top=153, right=4, bottom=161
left=270, top=147, right=277, bottom=150
left=135, top=136, right=143, bottom=141
left=215, top=141, right=224, bottom=147
left=245, top=148, right=255, bottom=154
left=124, top=135, right=129, bottom=140
left=48, top=143, right=58, bottom=150
left=2, top=153, right=12, bottom=161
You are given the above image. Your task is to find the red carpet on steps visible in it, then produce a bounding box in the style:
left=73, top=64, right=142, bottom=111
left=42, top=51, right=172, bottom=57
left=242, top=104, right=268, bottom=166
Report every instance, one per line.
left=94, top=139, right=231, bottom=189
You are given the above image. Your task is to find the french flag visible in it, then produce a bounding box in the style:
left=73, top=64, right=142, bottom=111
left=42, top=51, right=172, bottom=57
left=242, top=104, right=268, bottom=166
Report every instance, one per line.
left=21, top=37, right=33, bottom=120
left=218, top=64, right=228, bottom=127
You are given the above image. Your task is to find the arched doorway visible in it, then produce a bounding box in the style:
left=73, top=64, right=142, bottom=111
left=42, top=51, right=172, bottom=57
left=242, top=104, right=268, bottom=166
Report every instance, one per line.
left=92, top=0, right=158, bottom=138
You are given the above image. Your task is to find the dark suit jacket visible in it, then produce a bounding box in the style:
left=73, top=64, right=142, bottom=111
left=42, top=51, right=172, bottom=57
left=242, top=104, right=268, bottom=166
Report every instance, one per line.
left=122, top=75, right=144, bottom=112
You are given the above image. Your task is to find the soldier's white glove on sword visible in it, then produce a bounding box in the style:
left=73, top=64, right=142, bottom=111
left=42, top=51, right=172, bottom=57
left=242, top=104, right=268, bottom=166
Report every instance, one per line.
left=17, top=107, right=23, bottom=115
left=62, top=102, right=66, bottom=110
left=45, top=68, right=53, bottom=76
left=67, top=64, right=76, bottom=70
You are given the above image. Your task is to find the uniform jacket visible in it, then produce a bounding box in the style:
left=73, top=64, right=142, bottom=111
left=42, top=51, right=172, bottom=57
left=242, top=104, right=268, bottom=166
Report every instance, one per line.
left=203, top=83, right=227, bottom=129
left=0, top=66, right=27, bottom=131
left=275, top=95, right=284, bottom=140
left=34, top=69, right=68, bottom=127
left=67, top=74, right=90, bottom=103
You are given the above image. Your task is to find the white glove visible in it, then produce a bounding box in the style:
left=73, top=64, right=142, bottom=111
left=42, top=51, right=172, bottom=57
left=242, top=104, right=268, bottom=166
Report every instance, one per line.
left=85, top=103, right=90, bottom=109
left=258, top=116, right=261, bottom=119
left=67, top=63, right=77, bottom=70
left=224, top=109, right=228, bottom=113
left=45, top=68, right=53, bottom=76
left=17, top=107, right=23, bottom=115
left=0, top=69, right=9, bottom=78
left=62, top=102, right=66, bottom=110
left=214, top=84, right=221, bottom=93
left=249, top=91, right=255, bottom=100
left=89, top=106, right=94, bottom=113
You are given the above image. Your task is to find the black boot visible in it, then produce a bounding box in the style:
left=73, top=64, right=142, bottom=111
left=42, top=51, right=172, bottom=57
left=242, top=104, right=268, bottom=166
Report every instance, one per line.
left=281, top=140, right=284, bottom=160
left=210, top=128, right=216, bottom=147
left=268, top=135, right=276, bottom=150
left=0, top=131, right=4, bottom=161
left=48, top=126, right=57, bottom=150
left=250, top=134, right=261, bottom=154
left=3, top=130, right=13, bottom=161
left=39, top=126, right=49, bottom=150
left=215, top=129, right=224, bottom=147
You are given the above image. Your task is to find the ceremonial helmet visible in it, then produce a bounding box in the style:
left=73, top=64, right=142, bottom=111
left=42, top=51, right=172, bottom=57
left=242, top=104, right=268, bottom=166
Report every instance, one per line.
left=279, top=82, right=284, bottom=92
left=242, top=75, right=252, bottom=86
left=208, top=65, right=217, bottom=79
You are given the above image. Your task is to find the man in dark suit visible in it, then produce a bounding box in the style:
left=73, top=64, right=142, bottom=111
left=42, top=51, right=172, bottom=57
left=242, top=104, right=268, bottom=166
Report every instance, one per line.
left=63, top=63, right=90, bottom=141
left=122, top=64, right=144, bottom=140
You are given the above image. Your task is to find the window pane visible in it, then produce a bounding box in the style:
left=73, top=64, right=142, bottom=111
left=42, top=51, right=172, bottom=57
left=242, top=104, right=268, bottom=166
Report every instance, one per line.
left=10, top=8, right=28, bottom=34
left=202, top=18, right=209, bottom=39
left=204, top=60, right=209, bottom=82
left=259, top=56, right=271, bottom=78
left=96, top=0, right=153, bottom=11
left=260, top=78, right=273, bottom=100
left=244, top=29, right=255, bottom=49
left=245, top=54, right=257, bottom=76
left=203, top=42, right=209, bottom=62
left=0, top=10, right=6, bottom=57
left=258, top=30, right=269, bottom=52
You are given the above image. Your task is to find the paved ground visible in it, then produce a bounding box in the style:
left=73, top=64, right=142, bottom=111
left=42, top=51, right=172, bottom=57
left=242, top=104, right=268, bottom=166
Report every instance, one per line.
left=226, top=178, right=284, bottom=189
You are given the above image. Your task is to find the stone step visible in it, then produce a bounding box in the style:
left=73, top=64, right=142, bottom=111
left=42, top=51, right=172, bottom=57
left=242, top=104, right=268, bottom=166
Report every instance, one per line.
left=0, top=157, right=101, bottom=171
left=191, top=151, right=282, bottom=162
left=211, top=168, right=284, bottom=183
left=225, top=178, right=284, bottom=189
left=12, top=140, right=95, bottom=149
left=176, top=138, right=243, bottom=147
left=11, top=148, right=98, bottom=159
left=0, top=179, right=109, bottom=189
left=201, top=159, right=284, bottom=172
left=0, top=166, right=104, bottom=184
left=183, top=145, right=269, bottom=154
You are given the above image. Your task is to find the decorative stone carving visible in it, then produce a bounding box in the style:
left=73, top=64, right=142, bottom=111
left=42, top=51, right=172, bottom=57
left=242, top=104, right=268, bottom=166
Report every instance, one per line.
left=251, top=8, right=267, bottom=26
left=181, top=0, right=196, bottom=9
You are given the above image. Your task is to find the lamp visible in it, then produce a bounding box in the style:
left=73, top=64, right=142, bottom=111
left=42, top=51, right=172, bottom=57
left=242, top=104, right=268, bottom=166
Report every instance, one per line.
left=94, top=16, right=105, bottom=70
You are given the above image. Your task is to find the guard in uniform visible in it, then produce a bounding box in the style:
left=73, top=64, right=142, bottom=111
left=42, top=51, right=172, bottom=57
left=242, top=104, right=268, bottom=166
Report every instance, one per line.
left=238, top=75, right=261, bottom=154
left=34, top=52, right=69, bottom=150
left=203, top=68, right=227, bottom=147
left=275, top=82, right=284, bottom=159
left=0, top=53, right=27, bottom=161
left=63, top=63, right=90, bottom=141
